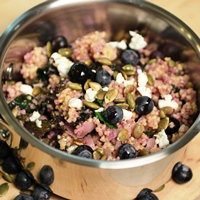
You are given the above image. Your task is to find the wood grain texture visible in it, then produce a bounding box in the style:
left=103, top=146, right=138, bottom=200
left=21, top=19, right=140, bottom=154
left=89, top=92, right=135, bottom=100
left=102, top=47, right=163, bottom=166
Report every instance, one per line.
left=0, top=0, right=199, bottom=199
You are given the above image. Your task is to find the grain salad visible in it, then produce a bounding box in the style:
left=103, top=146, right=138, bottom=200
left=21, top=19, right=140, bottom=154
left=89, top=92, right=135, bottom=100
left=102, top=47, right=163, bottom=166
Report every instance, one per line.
left=3, top=30, right=198, bottom=160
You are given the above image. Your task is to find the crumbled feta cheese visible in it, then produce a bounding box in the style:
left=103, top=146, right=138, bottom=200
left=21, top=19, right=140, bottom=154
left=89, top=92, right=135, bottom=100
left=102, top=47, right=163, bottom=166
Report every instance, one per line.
left=67, top=144, right=78, bottom=154
left=122, top=109, right=133, bottom=120
left=129, top=31, right=147, bottom=50
left=137, top=87, right=152, bottom=98
left=95, top=107, right=104, bottom=112
left=102, top=87, right=109, bottom=91
left=36, top=119, right=42, bottom=128
left=158, top=94, right=178, bottom=110
left=30, top=111, right=41, bottom=122
left=116, top=73, right=135, bottom=86
left=84, top=88, right=98, bottom=102
left=68, top=98, right=83, bottom=110
left=108, top=40, right=127, bottom=50
left=154, top=129, right=169, bottom=148
left=51, top=52, right=74, bottom=78
left=20, top=84, right=33, bottom=95
left=124, top=78, right=135, bottom=87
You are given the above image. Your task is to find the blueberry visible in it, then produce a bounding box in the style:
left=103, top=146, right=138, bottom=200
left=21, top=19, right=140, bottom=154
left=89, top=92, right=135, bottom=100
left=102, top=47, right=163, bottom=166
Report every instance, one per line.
left=72, top=145, right=93, bottom=159
left=172, top=162, right=193, bottom=184
left=68, top=62, right=91, bottom=85
left=165, top=117, right=180, bottom=135
left=2, top=155, right=21, bottom=174
left=121, top=49, right=140, bottom=66
left=135, top=188, right=158, bottom=200
left=0, top=140, right=10, bottom=159
left=14, top=194, right=34, bottom=200
left=39, top=165, right=54, bottom=186
left=103, top=105, right=123, bottom=124
left=51, top=35, right=69, bottom=52
left=117, top=144, right=137, bottom=159
left=14, top=170, right=34, bottom=190
left=149, top=50, right=164, bottom=60
left=135, top=96, right=154, bottom=115
left=32, top=185, right=52, bottom=200
left=95, top=70, right=112, bottom=87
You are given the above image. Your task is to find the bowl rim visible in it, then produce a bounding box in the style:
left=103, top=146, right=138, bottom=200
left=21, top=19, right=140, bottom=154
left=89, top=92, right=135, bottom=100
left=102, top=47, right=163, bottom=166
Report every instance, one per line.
left=0, top=0, right=199, bottom=169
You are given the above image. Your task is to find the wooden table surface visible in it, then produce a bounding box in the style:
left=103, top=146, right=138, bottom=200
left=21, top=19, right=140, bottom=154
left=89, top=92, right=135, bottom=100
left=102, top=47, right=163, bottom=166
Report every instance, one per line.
left=0, top=0, right=200, bottom=199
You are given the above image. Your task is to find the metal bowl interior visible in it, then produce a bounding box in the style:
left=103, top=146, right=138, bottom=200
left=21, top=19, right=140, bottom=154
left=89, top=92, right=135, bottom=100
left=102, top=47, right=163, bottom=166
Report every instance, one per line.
left=0, top=0, right=200, bottom=169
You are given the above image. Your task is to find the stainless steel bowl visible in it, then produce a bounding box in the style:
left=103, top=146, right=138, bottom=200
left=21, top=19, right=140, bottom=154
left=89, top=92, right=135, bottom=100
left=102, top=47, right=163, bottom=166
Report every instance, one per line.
left=0, top=0, right=199, bottom=199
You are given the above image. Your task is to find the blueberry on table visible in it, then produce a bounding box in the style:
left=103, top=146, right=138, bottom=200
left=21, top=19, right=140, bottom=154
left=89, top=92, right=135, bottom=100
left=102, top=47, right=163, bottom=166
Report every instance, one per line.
left=117, top=144, right=137, bottom=159
left=121, top=49, right=140, bottom=66
left=135, top=188, right=159, bottom=200
left=172, top=162, right=193, bottom=184
left=72, top=145, right=94, bottom=159
left=32, top=185, right=52, bottom=200
left=14, top=170, right=34, bottom=190
left=103, top=105, right=123, bottom=124
left=95, top=70, right=112, bottom=87
left=39, top=165, right=54, bottom=186
left=51, top=35, right=69, bottom=52
left=2, top=155, right=21, bottom=174
left=135, top=96, right=154, bottom=115
left=14, top=194, right=34, bottom=200
left=68, top=62, right=91, bottom=85
left=0, top=140, right=10, bottom=159
left=165, top=117, right=180, bottom=135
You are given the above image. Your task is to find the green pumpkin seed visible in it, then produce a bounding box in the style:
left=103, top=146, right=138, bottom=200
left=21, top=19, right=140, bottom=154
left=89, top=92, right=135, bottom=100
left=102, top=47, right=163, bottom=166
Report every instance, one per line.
left=46, top=41, right=52, bottom=58
left=159, top=110, right=166, bottom=118
left=126, top=93, right=135, bottom=110
left=124, top=85, right=135, bottom=94
left=116, top=103, right=129, bottom=109
left=32, top=86, right=42, bottom=96
left=133, top=123, right=144, bottom=139
left=83, top=101, right=100, bottom=109
left=68, top=82, right=82, bottom=90
left=84, top=59, right=92, bottom=66
left=168, top=59, right=176, bottom=67
left=122, top=64, right=135, bottom=71
left=58, top=48, right=73, bottom=57
left=96, top=57, right=112, bottom=65
left=12, top=106, right=18, bottom=117
left=120, top=70, right=127, bottom=80
left=26, top=162, right=35, bottom=171
left=20, top=189, right=32, bottom=196
left=83, top=79, right=91, bottom=90
left=89, top=81, right=102, bottom=91
left=96, top=90, right=107, bottom=100
left=2, top=171, right=13, bottom=183
left=158, top=117, right=169, bottom=131
left=138, top=149, right=150, bottom=156
left=117, top=129, right=129, bottom=142
left=93, top=148, right=104, bottom=160
left=0, top=183, right=9, bottom=197
left=147, top=73, right=154, bottom=85
left=104, top=88, right=118, bottom=103
left=148, top=58, right=156, bottom=64
left=114, top=98, right=125, bottom=103
left=113, top=71, right=119, bottom=80
left=154, top=184, right=165, bottom=192
left=124, top=70, right=135, bottom=76
left=160, top=106, right=174, bottom=115
left=185, top=82, right=193, bottom=89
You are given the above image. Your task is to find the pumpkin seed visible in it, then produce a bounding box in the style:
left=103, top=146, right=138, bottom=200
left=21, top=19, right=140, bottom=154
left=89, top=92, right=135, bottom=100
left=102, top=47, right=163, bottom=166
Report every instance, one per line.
left=26, top=162, right=35, bottom=171
left=154, top=184, right=165, bottom=192
left=117, top=129, right=129, bottom=142
left=159, top=110, right=166, bottom=118
left=84, top=59, right=92, bottom=66
left=124, top=85, right=135, bottom=94
left=120, top=70, right=127, bottom=80
left=20, top=189, right=32, bottom=196
left=96, top=57, right=112, bottom=65
left=148, top=58, right=156, bottom=64
left=114, top=98, right=125, bottom=103
left=138, top=149, right=150, bottom=156
left=116, top=103, right=129, bottom=109
left=185, top=82, right=193, bottom=89
left=158, top=117, right=169, bottom=131
left=101, top=155, right=107, bottom=160
left=147, top=73, right=154, bottom=85
left=89, top=81, right=102, bottom=91
left=96, top=90, right=107, bottom=100
left=133, top=123, right=144, bottom=139
left=124, top=70, right=135, bottom=76
left=93, top=148, right=104, bottom=160
left=46, top=41, right=52, bottom=58
left=32, top=86, right=42, bottom=96
left=160, top=106, right=174, bottom=115
left=83, top=101, right=100, bottom=109
left=122, top=64, right=135, bottom=71
left=113, top=71, right=118, bottom=80
left=2, top=171, right=13, bottom=183
left=83, top=79, right=91, bottom=90
left=0, top=183, right=9, bottom=197
left=126, top=93, right=135, bottom=110
left=58, top=48, right=73, bottom=57
left=12, top=106, right=18, bottom=117
left=68, top=82, right=82, bottom=90
left=168, top=59, right=176, bottom=67
left=104, top=88, right=118, bottom=103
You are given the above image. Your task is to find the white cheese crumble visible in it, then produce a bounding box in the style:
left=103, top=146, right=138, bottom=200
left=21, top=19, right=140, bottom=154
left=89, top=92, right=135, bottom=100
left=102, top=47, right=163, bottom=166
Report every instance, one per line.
left=122, top=109, right=133, bottom=121
left=35, top=119, right=42, bottom=128
left=95, top=107, right=104, bottom=112
left=154, top=129, right=169, bottom=148
left=102, top=87, right=109, bottom=91
left=116, top=73, right=135, bottom=87
left=51, top=52, right=74, bottom=78
left=158, top=94, right=178, bottom=110
left=30, top=111, right=42, bottom=128
left=108, top=40, right=127, bottom=50
left=68, top=98, right=83, bottom=110
left=137, top=69, right=151, bottom=97
left=20, top=84, right=33, bottom=95
left=129, top=31, right=147, bottom=50
left=84, top=88, right=98, bottom=102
